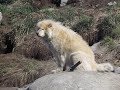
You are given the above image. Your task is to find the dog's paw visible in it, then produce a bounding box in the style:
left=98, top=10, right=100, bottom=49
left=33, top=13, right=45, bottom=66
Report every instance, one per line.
left=51, top=68, right=63, bottom=74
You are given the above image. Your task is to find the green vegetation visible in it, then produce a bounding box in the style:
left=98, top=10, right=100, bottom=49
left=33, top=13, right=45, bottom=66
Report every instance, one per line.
left=12, top=15, right=36, bottom=35
left=0, top=0, right=118, bottom=37
left=0, top=4, right=10, bottom=13
left=12, top=5, right=34, bottom=15
left=39, top=6, right=76, bottom=23
left=111, top=26, right=120, bottom=39
left=72, top=14, right=93, bottom=32
left=105, top=2, right=120, bottom=39
left=102, top=36, right=116, bottom=50
left=0, top=0, right=37, bottom=36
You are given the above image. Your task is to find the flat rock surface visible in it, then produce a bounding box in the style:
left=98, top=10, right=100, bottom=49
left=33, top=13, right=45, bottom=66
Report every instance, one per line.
left=26, top=71, right=120, bottom=90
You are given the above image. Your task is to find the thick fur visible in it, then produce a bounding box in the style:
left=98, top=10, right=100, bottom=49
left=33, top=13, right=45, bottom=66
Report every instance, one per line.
left=36, top=19, right=114, bottom=72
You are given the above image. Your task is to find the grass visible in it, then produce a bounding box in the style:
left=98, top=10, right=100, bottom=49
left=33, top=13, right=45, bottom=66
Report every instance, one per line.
left=111, top=26, right=120, bottom=39
left=72, top=14, right=93, bottom=33
left=8, top=6, right=77, bottom=36
left=0, top=54, right=55, bottom=87
left=0, top=0, right=36, bottom=36
left=11, top=4, right=34, bottom=15
left=103, top=4, right=120, bottom=39
left=39, top=6, right=76, bottom=23
left=0, top=0, right=120, bottom=37
left=39, top=6, right=94, bottom=33
left=12, top=15, right=36, bottom=36
left=0, top=4, right=10, bottom=13
left=102, top=36, right=116, bottom=51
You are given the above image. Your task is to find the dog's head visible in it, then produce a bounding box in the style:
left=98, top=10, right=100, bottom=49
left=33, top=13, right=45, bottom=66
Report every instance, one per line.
left=36, top=20, right=53, bottom=38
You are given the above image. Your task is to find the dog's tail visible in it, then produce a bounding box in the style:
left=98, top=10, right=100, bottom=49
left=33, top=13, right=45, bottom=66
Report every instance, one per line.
left=97, top=63, right=114, bottom=72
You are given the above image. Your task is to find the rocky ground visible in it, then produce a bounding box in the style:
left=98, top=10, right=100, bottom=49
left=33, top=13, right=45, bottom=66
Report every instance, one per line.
left=91, top=40, right=120, bottom=67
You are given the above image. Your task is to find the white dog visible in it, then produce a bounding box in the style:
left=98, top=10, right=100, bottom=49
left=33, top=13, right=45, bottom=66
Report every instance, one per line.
left=36, top=19, right=114, bottom=73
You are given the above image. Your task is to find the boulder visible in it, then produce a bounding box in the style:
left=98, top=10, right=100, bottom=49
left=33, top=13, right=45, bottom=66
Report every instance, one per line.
left=26, top=71, right=120, bottom=90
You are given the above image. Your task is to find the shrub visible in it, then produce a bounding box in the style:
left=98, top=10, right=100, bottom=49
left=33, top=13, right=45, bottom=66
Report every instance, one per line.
left=12, top=15, right=36, bottom=36
left=106, top=9, right=120, bottom=39
left=11, top=5, right=34, bottom=15
left=102, top=36, right=115, bottom=50
left=107, top=13, right=120, bottom=26
left=97, top=17, right=114, bottom=40
left=40, top=6, right=76, bottom=23
left=72, top=15, right=93, bottom=33
left=111, top=26, right=120, bottom=39
left=0, top=4, right=10, bottom=13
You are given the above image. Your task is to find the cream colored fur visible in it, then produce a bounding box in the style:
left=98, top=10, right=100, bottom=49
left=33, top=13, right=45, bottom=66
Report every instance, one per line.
left=36, top=19, right=114, bottom=72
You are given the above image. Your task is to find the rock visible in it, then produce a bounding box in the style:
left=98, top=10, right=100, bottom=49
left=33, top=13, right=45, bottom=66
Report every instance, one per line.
left=60, top=0, right=68, bottom=6
left=26, top=71, right=120, bottom=90
left=108, top=1, right=117, bottom=6
left=115, top=67, right=120, bottom=74
left=91, top=42, right=101, bottom=53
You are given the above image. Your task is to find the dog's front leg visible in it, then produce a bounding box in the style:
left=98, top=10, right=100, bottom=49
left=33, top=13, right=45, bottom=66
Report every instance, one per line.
left=51, top=54, right=64, bottom=73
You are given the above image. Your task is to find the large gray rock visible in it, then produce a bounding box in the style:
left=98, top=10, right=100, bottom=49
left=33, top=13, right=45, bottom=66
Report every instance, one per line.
left=26, top=71, right=120, bottom=90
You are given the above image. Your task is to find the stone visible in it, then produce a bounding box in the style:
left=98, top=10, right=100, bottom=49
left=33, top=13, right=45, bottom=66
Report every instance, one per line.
left=26, top=71, right=120, bottom=90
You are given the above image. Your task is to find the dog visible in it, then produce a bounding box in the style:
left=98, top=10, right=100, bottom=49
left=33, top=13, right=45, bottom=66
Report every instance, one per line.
left=36, top=19, right=114, bottom=73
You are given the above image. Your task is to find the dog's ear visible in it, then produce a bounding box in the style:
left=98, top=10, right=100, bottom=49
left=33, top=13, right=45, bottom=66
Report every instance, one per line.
left=48, top=23, right=52, bottom=28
